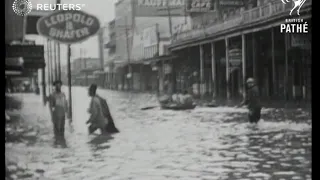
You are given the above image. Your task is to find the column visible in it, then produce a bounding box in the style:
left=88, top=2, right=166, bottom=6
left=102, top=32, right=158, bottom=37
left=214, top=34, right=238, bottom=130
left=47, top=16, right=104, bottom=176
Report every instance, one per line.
left=200, top=45, right=204, bottom=99
left=284, top=33, right=289, bottom=100
left=140, top=64, right=143, bottom=91
left=241, top=34, right=246, bottom=99
left=211, top=42, right=218, bottom=98
left=225, top=38, right=231, bottom=100
left=252, top=33, right=257, bottom=84
left=42, top=67, right=47, bottom=104
left=271, top=28, right=276, bottom=98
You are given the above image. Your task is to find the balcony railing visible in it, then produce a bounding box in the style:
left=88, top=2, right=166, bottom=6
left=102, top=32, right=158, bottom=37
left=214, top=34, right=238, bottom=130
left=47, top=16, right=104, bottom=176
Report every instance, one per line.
left=173, top=0, right=312, bottom=43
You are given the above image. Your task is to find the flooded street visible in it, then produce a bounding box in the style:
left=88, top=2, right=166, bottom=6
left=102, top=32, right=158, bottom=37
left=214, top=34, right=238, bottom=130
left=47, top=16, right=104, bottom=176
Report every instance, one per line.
left=6, top=87, right=311, bottom=180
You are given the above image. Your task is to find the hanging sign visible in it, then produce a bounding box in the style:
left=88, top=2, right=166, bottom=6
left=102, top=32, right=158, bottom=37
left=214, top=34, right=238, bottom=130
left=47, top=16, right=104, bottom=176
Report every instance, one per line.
left=186, top=0, right=215, bottom=12
left=229, top=48, right=242, bottom=66
left=36, top=10, right=100, bottom=44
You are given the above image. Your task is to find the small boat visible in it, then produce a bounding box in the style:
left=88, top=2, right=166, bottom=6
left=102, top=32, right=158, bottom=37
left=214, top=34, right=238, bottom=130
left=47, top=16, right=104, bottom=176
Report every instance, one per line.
left=160, top=102, right=196, bottom=110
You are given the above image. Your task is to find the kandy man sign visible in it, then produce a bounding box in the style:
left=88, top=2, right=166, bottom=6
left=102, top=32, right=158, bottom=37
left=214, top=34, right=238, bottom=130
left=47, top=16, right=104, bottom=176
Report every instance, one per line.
left=37, top=10, right=100, bottom=44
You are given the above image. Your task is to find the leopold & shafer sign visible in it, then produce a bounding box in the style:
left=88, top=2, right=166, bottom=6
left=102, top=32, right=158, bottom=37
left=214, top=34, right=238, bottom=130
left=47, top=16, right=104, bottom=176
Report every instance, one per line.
left=37, top=10, right=100, bottom=44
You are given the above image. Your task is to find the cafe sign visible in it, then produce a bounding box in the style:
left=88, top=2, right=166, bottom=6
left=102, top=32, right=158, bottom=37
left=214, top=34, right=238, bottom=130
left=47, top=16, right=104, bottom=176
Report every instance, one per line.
left=37, top=10, right=100, bottom=44
left=186, top=0, right=215, bottom=12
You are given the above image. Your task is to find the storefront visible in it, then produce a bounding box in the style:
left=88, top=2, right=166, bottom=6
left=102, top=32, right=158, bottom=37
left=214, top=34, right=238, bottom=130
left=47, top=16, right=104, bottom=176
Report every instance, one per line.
left=169, top=0, right=311, bottom=101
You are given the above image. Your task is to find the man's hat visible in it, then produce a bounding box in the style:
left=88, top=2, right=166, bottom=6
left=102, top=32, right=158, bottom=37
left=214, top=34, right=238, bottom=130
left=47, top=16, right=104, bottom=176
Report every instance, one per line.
left=53, top=80, right=62, bottom=86
left=246, top=78, right=255, bottom=84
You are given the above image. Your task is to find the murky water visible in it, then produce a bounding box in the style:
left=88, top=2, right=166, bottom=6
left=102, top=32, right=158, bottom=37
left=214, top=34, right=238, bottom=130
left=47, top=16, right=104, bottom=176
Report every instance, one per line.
left=6, top=87, right=311, bottom=180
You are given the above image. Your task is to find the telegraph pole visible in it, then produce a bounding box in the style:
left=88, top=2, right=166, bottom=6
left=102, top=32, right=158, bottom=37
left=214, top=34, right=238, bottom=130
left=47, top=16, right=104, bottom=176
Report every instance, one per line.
left=53, top=41, right=58, bottom=80
left=166, top=0, right=173, bottom=39
left=67, top=45, right=73, bottom=122
left=125, top=17, right=132, bottom=90
left=56, top=0, right=61, bottom=80
left=57, top=43, right=61, bottom=80
left=48, top=40, right=54, bottom=86
left=82, top=47, right=88, bottom=86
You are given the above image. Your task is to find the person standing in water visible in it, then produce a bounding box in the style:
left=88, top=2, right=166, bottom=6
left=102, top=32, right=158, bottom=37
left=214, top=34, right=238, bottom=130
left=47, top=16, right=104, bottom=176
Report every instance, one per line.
left=48, top=80, right=70, bottom=146
left=239, top=78, right=262, bottom=123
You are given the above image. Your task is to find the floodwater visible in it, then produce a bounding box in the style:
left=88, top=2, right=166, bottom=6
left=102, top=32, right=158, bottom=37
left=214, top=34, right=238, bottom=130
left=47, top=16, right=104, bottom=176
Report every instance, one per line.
left=6, top=87, right=311, bottom=180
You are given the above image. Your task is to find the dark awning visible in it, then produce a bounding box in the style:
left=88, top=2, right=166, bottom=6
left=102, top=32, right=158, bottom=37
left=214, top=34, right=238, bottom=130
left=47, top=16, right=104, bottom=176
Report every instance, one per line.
left=6, top=44, right=45, bottom=69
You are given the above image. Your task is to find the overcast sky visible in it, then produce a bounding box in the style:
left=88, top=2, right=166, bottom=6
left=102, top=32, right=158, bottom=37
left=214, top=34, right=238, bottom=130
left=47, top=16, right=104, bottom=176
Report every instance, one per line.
left=26, top=0, right=117, bottom=65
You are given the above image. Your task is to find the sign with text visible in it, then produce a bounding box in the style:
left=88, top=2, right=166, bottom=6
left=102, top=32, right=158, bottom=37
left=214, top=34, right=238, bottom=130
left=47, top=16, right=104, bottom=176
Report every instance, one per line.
left=228, top=48, right=242, bottom=66
left=134, top=0, right=187, bottom=16
left=37, top=10, right=100, bottom=44
left=186, top=0, right=215, bottom=12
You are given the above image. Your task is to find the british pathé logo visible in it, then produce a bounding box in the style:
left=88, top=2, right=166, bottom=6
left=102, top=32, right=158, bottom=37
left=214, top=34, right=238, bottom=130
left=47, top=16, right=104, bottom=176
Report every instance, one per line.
left=281, top=0, right=307, bottom=16
left=280, top=0, right=308, bottom=33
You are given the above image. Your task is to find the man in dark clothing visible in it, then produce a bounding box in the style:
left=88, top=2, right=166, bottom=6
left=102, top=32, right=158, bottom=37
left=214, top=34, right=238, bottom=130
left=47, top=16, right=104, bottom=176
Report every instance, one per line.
left=48, top=80, right=70, bottom=146
left=86, top=84, right=119, bottom=135
left=239, top=78, right=262, bottom=123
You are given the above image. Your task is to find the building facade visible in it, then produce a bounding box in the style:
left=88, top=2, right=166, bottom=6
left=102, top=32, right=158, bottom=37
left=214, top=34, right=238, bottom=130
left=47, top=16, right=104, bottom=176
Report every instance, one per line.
left=102, top=0, right=191, bottom=92
left=169, top=0, right=312, bottom=101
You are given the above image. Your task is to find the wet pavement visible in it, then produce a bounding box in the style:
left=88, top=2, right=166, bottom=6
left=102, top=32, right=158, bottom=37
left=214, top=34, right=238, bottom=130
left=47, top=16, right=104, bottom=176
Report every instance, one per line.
left=6, top=87, right=311, bottom=180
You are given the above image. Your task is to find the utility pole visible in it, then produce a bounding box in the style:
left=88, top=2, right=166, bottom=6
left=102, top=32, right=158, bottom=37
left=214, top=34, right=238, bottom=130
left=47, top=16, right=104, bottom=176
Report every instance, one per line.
left=166, top=0, right=173, bottom=39
left=56, top=0, right=61, bottom=80
left=48, top=40, right=54, bottom=85
left=53, top=41, right=58, bottom=80
left=124, top=17, right=132, bottom=90
left=117, top=17, right=132, bottom=91
left=85, top=49, right=88, bottom=86
left=67, top=45, right=73, bottom=122
left=57, top=43, right=61, bottom=80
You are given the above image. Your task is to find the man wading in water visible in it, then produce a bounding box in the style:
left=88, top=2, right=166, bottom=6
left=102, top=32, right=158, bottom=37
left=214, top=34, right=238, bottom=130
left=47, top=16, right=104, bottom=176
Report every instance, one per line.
left=87, top=84, right=119, bottom=135
left=48, top=80, right=70, bottom=147
left=238, top=78, right=262, bottom=123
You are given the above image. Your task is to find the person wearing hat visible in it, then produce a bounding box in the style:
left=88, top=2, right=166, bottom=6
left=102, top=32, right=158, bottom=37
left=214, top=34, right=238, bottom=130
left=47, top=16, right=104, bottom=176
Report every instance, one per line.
left=48, top=80, right=70, bottom=146
left=238, top=78, right=262, bottom=123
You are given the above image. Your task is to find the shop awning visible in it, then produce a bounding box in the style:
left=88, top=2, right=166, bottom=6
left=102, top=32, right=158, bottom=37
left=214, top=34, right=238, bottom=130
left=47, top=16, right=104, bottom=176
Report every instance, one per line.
left=6, top=44, right=45, bottom=69
left=5, top=70, right=23, bottom=75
